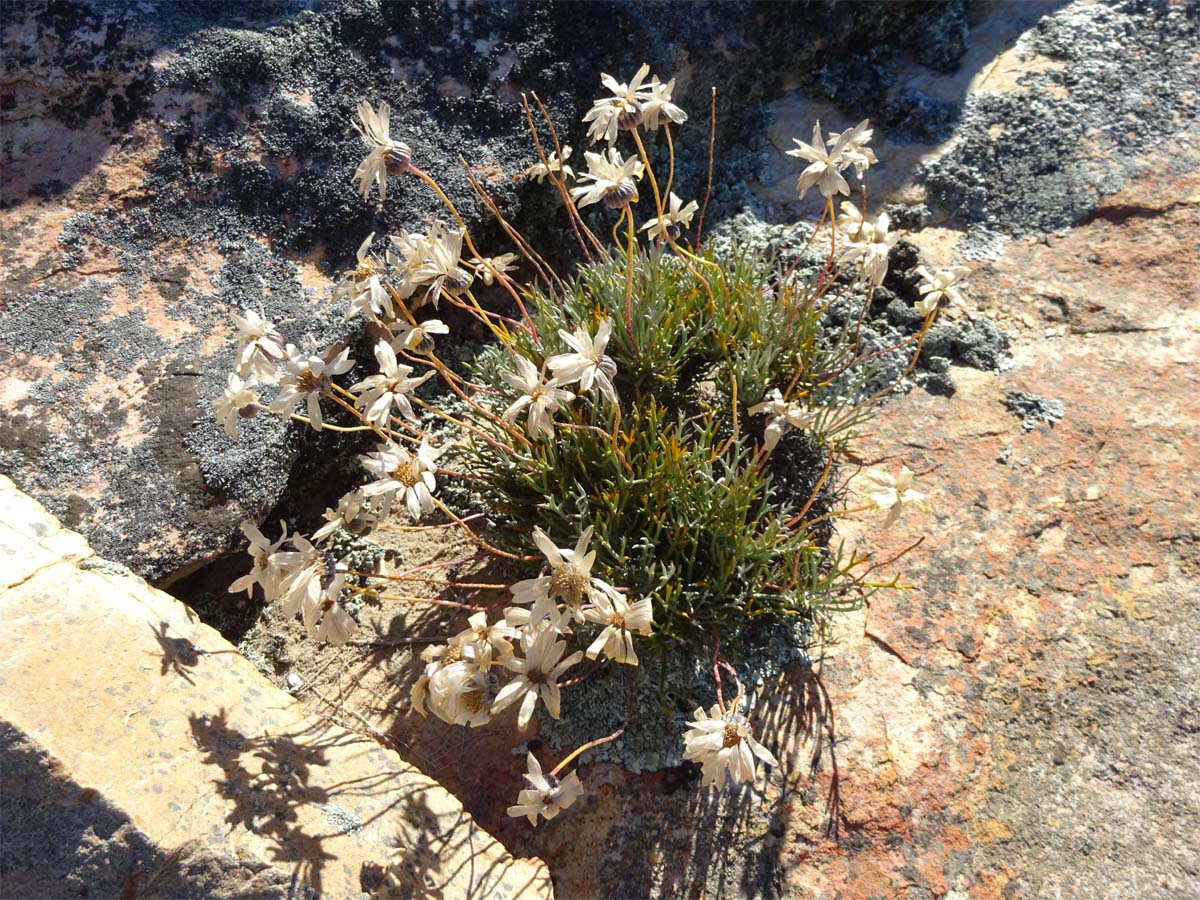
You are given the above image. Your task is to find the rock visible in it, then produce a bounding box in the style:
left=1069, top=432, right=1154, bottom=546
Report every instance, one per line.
left=0, top=475, right=552, bottom=899
left=0, top=0, right=980, bottom=585
left=920, top=0, right=1199, bottom=234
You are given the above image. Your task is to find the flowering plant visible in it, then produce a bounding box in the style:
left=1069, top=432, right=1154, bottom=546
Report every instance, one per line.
left=218, top=65, right=954, bottom=823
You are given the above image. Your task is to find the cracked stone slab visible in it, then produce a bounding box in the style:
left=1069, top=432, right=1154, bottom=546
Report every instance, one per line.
left=0, top=475, right=552, bottom=900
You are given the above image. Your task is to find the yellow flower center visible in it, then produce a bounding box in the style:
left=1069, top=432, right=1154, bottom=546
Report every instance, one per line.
left=550, top=565, right=589, bottom=605
left=391, top=458, right=422, bottom=488
left=722, top=723, right=742, bottom=749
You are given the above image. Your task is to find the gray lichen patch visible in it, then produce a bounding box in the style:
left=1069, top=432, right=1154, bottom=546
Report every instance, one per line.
left=1003, top=390, right=1065, bottom=431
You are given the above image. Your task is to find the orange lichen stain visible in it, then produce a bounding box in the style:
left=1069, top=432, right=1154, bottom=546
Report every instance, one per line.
left=975, top=817, right=1014, bottom=844
left=287, top=245, right=335, bottom=293
left=284, top=88, right=314, bottom=107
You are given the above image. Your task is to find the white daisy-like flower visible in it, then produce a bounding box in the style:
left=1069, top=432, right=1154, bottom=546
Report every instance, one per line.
left=640, top=192, right=700, bottom=242
left=582, top=587, right=652, bottom=666
left=510, top=526, right=623, bottom=624
left=231, top=309, right=285, bottom=380
left=277, top=534, right=345, bottom=635
left=228, top=519, right=298, bottom=601
left=390, top=318, right=449, bottom=353
left=826, top=119, right=876, bottom=179
left=915, top=265, right=972, bottom=316
left=522, top=146, right=574, bottom=183
left=682, top=705, right=779, bottom=788
left=311, top=596, right=357, bottom=646
left=860, top=465, right=932, bottom=527
left=747, top=388, right=815, bottom=451
left=350, top=340, right=434, bottom=429
left=311, top=491, right=374, bottom=544
left=352, top=100, right=412, bottom=203
left=506, top=753, right=584, bottom=826
left=570, top=148, right=645, bottom=210
left=494, top=629, right=583, bottom=729
left=839, top=211, right=897, bottom=288
left=360, top=439, right=440, bottom=520
left=270, top=345, right=355, bottom=432
left=214, top=373, right=260, bottom=440
left=500, top=354, right=574, bottom=441
left=450, top=611, right=518, bottom=671
left=504, top=600, right=572, bottom=641
left=639, top=76, right=687, bottom=131
left=545, top=318, right=619, bottom=404
left=583, top=63, right=651, bottom=145
left=405, top=222, right=474, bottom=308
left=337, top=232, right=393, bottom=323
left=470, top=252, right=520, bottom=287
left=435, top=666, right=501, bottom=727
left=786, top=120, right=853, bottom=201
left=411, top=643, right=471, bottom=719
left=835, top=200, right=872, bottom=241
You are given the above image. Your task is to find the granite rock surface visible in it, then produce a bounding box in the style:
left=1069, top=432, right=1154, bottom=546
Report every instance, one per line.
left=0, top=474, right=553, bottom=900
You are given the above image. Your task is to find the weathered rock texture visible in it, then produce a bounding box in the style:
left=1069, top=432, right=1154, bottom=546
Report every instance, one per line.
left=0, top=475, right=552, bottom=900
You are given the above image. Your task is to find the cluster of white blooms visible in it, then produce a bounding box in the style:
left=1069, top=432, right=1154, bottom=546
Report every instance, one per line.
left=500, top=316, right=619, bottom=438
left=583, top=63, right=687, bottom=146
left=212, top=72, right=960, bottom=832
left=787, top=119, right=875, bottom=202
left=411, top=527, right=648, bottom=737
left=226, top=518, right=358, bottom=644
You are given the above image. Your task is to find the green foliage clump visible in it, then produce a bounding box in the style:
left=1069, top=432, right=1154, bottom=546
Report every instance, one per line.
left=466, top=245, right=870, bottom=657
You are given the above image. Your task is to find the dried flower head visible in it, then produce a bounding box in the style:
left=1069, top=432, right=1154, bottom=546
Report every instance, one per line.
left=470, top=252, right=520, bottom=287
left=494, top=629, right=583, bottom=729
left=390, top=318, right=449, bottom=353
left=511, top=526, right=621, bottom=622
left=350, top=341, right=435, bottom=429
left=787, top=118, right=875, bottom=201
left=639, top=76, right=687, bottom=131
left=228, top=520, right=297, bottom=600
left=545, top=318, right=619, bottom=404
left=231, top=309, right=285, bottom=380
left=582, top=587, right=653, bottom=665
left=839, top=211, right=897, bottom=288
left=338, top=233, right=394, bottom=323
left=215, top=373, right=260, bottom=440
left=312, top=492, right=375, bottom=544
left=360, top=439, right=441, bottom=520
left=583, top=63, right=651, bottom=145
left=747, top=388, right=814, bottom=451
left=640, top=192, right=699, bottom=242
left=270, top=345, right=355, bottom=431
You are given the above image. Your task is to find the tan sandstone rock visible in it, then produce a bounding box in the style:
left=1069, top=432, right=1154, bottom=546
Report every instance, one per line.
left=0, top=475, right=552, bottom=900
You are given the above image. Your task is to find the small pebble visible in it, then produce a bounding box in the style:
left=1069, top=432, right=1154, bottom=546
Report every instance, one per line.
left=286, top=672, right=304, bottom=692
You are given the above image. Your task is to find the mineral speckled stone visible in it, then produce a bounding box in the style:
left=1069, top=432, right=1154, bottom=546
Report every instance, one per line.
left=0, top=476, right=553, bottom=900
